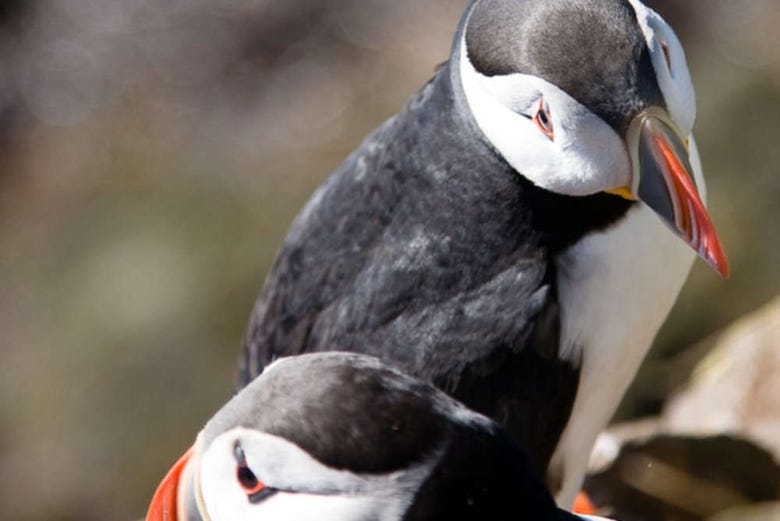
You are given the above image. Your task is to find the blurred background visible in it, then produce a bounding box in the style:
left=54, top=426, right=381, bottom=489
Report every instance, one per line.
left=0, top=1, right=777, bottom=520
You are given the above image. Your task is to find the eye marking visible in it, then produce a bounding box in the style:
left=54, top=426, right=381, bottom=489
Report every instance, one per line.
left=247, top=487, right=278, bottom=504
left=533, top=98, right=554, bottom=140
left=234, top=443, right=279, bottom=503
left=660, top=40, right=672, bottom=71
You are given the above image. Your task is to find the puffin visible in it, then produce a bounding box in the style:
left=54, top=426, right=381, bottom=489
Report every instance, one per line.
left=147, top=352, right=614, bottom=521
left=236, top=0, right=728, bottom=506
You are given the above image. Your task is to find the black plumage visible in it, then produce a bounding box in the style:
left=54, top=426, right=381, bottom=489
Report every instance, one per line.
left=214, top=353, right=591, bottom=521
left=236, top=1, right=634, bottom=477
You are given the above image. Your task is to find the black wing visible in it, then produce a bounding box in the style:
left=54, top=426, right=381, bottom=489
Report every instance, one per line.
left=237, top=69, right=580, bottom=474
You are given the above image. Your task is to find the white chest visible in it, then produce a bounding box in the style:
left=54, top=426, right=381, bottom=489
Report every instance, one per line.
left=549, top=203, right=696, bottom=506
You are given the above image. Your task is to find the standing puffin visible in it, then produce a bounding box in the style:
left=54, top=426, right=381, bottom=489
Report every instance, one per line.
left=237, top=0, right=727, bottom=506
left=147, top=353, right=614, bottom=521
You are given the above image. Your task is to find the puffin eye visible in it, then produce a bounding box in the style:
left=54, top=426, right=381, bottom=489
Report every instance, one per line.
left=237, top=463, right=264, bottom=494
left=234, top=444, right=278, bottom=503
left=533, top=99, right=554, bottom=140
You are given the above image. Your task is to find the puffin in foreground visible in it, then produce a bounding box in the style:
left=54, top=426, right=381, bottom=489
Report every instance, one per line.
left=147, top=353, right=614, bottom=521
left=237, top=0, right=728, bottom=505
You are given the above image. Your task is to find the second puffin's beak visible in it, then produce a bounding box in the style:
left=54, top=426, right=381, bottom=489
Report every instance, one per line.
left=611, top=108, right=729, bottom=278
left=147, top=444, right=207, bottom=521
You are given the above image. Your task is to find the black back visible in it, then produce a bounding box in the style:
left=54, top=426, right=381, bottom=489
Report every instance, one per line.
left=404, top=421, right=577, bottom=521
left=237, top=2, right=634, bottom=477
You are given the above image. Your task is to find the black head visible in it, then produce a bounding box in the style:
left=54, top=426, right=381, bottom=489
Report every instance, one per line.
left=203, top=352, right=471, bottom=474
left=465, top=0, right=663, bottom=134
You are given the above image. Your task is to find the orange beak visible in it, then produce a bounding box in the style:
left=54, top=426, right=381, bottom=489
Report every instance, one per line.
left=627, top=109, right=729, bottom=278
left=146, top=446, right=194, bottom=521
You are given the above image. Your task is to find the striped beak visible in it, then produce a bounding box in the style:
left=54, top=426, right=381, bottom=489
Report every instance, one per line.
left=616, top=108, right=729, bottom=278
left=147, top=445, right=207, bottom=521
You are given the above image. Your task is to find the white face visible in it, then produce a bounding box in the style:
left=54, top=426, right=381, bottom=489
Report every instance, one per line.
left=627, top=0, right=696, bottom=135
left=195, top=428, right=436, bottom=521
left=459, top=0, right=697, bottom=197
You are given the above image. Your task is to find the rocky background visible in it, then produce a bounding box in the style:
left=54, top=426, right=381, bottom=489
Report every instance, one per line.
left=0, top=1, right=777, bottom=520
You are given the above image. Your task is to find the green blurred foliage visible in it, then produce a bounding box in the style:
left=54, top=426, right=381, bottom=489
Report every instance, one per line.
left=0, top=1, right=777, bottom=520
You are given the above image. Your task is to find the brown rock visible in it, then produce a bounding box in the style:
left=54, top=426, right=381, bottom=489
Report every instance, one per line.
left=584, top=297, right=780, bottom=520
left=663, top=296, right=780, bottom=459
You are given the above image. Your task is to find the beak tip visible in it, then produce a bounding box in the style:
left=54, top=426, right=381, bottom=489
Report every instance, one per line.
left=715, top=260, right=730, bottom=280
left=707, top=250, right=730, bottom=280
left=701, top=235, right=730, bottom=279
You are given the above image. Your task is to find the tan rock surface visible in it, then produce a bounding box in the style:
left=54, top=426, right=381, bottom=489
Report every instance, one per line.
left=585, top=297, right=780, bottom=520
left=664, top=296, right=780, bottom=459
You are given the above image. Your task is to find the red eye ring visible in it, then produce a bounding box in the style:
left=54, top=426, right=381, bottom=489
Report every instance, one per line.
left=533, top=99, right=554, bottom=140
left=237, top=464, right=266, bottom=495
left=234, top=444, right=267, bottom=496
